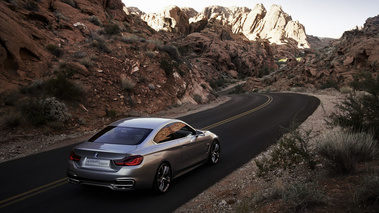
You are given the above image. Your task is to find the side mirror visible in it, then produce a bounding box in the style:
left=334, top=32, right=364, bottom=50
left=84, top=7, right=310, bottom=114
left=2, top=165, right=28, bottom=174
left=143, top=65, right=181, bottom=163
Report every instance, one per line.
left=196, top=130, right=205, bottom=137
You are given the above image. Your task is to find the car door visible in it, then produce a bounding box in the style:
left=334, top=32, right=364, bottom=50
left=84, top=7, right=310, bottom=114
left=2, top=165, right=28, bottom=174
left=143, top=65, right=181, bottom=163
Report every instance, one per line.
left=152, top=124, right=183, bottom=172
left=170, top=122, right=209, bottom=169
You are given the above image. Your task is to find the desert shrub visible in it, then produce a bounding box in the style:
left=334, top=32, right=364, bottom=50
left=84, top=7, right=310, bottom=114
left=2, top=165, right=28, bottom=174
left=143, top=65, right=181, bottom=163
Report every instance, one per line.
left=46, top=44, right=63, bottom=57
left=92, top=38, right=110, bottom=53
left=61, top=0, right=76, bottom=7
left=2, top=111, right=23, bottom=128
left=258, top=66, right=271, bottom=77
left=355, top=173, right=379, bottom=207
left=193, top=94, right=202, bottom=104
left=237, top=187, right=281, bottom=213
left=44, top=74, right=85, bottom=101
left=209, top=78, right=227, bottom=90
left=233, top=84, right=246, bottom=94
left=73, top=51, right=87, bottom=58
left=339, top=86, right=353, bottom=94
left=106, top=109, right=117, bottom=118
left=255, top=123, right=316, bottom=179
left=5, top=0, right=17, bottom=5
left=158, top=44, right=182, bottom=63
left=88, top=15, right=102, bottom=26
left=104, top=23, right=121, bottom=35
left=320, top=79, right=338, bottom=89
left=24, top=0, right=39, bottom=11
left=121, top=35, right=141, bottom=43
left=121, top=78, right=136, bottom=92
left=53, top=10, right=69, bottom=22
left=315, top=130, right=378, bottom=175
left=1, top=90, right=21, bottom=106
left=21, top=97, right=71, bottom=126
left=147, top=39, right=163, bottom=46
left=20, top=79, right=45, bottom=97
left=160, top=59, right=174, bottom=77
left=79, top=56, right=94, bottom=68
left=145, top=51, right=156, bottom=58
left=329, top=72, right=379, bottom=139
left=282, top=182, right=326, bottom=212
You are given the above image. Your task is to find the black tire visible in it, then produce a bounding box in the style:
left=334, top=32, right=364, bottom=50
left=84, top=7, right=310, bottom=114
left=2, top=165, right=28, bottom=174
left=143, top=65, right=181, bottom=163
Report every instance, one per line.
left=153, top=162, right=172, bottom=194
left=208, top=140, right=220, bottom=165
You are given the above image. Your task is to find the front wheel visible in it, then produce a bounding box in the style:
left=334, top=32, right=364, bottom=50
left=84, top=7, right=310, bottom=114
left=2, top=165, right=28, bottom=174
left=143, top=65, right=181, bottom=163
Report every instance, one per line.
left=153, top=162, right=171, bottom=194
left=208, top=140, right=220, bottom=165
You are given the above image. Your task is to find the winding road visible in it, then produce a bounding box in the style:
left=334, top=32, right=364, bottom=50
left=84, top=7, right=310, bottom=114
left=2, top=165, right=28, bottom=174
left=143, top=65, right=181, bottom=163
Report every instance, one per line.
left=0, top=93, right=320, bottom=213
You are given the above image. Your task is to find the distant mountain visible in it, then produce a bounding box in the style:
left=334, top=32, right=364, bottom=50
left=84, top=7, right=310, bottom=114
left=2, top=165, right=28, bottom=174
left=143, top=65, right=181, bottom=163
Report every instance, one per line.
left=307, top=35, right=336, bottom=49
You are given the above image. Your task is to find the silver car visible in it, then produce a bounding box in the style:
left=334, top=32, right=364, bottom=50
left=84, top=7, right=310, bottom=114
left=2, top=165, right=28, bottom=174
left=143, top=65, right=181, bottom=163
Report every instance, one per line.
left=67, top=117, right=220, bottom=193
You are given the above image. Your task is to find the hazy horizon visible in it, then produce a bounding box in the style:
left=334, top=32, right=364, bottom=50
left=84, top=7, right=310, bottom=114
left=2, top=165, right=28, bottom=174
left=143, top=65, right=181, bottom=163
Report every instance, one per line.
left=122, top=0, right=379, bottom=39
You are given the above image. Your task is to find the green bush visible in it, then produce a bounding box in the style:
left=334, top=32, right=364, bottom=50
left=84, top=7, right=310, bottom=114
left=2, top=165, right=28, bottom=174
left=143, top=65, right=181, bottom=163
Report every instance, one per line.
left=255, top=123, right=316, bottom=178
left=329, top=72, right=379, bottom=139
left=315, top=130, right=378, bottom=175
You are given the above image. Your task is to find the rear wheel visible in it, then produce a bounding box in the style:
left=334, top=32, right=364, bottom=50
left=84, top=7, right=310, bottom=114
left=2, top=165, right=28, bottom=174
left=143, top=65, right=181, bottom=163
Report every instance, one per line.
left=208, top=140, right=220, bottom=165
left=153, top=162, right=171, bottom=194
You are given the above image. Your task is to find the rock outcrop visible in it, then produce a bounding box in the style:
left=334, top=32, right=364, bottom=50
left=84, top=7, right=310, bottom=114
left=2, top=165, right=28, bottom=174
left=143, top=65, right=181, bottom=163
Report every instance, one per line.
left=140, top=5, right=190, bottom=35
left=255, top=14, right=379, bottom=91
left=136, top=4, right=310, bottom=49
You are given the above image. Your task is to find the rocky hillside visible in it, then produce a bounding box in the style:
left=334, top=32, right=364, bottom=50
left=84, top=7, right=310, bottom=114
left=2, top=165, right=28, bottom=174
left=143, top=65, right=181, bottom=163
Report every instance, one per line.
left=244, top=15, right=379, bottom=91
left=0, top=0, right=275, bottom=133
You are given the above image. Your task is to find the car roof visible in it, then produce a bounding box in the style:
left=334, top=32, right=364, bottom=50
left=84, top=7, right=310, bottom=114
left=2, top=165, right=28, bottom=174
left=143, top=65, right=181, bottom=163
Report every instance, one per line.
left=110, top=117, right=181, bottom=129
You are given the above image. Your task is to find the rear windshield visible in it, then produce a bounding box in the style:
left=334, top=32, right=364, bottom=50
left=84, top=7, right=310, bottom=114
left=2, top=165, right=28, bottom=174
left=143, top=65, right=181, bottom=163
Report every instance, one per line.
left=88, top=126, right=153, bottom=145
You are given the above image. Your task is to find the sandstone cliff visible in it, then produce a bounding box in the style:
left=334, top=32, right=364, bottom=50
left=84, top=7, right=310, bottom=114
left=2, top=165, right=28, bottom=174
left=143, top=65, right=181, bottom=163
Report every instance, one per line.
left=136, top=4, right=310, bottom=49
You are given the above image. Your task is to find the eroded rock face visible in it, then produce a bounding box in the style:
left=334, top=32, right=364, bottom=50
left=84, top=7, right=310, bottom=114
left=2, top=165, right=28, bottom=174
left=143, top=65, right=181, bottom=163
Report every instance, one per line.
left=136, top=4, right=310, bottom=49
left=141, top=5, right=189, bottom=35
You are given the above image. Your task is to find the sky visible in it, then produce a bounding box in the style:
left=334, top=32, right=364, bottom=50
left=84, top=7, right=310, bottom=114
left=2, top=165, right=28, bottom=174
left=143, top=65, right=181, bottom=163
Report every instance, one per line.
left=122, top=0, right=379, bottom=38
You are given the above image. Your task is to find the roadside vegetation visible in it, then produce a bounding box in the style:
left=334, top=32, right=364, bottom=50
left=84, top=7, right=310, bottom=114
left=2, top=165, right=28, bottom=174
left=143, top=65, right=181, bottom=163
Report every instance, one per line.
left=238, top=72, right=379, bottom=212
left=1, top=64, right=86, bottom=128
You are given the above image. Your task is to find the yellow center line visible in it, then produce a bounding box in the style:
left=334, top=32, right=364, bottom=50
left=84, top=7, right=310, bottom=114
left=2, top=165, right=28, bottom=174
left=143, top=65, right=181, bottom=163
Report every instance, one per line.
left=0, top=177, right=67, bottom=209
left=202, top=94, right=273, bottom=130
left=0, top=94, right=273, bottom=209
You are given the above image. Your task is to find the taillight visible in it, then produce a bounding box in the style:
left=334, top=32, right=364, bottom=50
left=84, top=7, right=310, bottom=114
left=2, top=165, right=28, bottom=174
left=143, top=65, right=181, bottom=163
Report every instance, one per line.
left=113, top=155, right=143, bottom=166
left=69, top=151, right=81, bottom=162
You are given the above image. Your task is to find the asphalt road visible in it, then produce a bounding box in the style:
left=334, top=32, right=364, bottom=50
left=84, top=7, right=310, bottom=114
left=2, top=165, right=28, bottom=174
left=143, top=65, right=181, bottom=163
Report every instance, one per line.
left=0, top=93, right=319, bottom=213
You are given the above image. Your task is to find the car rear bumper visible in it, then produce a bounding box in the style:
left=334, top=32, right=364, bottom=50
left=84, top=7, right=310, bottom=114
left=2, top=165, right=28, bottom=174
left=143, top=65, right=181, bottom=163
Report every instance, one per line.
left=67, top=172, right=135, bottom=191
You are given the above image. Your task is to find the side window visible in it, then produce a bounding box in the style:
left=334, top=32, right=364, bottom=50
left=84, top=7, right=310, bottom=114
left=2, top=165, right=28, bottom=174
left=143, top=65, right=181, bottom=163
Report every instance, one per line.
left=154, top=125, right=174, bottom=143
left=170, top=122, right=196, bottom=139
